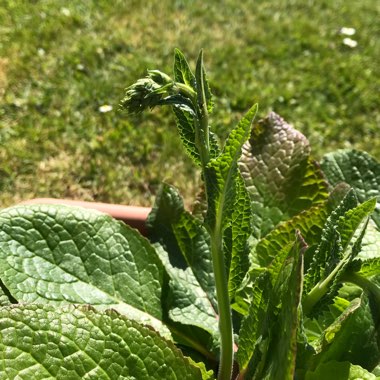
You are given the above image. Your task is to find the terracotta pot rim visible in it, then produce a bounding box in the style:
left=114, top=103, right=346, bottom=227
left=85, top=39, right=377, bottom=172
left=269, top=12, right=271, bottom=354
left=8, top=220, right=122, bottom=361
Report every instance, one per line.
left=19, top=198, right=151, bottom=235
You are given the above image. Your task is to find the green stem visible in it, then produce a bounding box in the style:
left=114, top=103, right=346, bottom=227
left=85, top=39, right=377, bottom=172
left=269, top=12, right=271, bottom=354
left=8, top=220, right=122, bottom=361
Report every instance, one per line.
left=343, top=272, right=380, bottom=304
left=210, top=229, right=234, bottom=380
left=303, top=258, right=347, bottom=315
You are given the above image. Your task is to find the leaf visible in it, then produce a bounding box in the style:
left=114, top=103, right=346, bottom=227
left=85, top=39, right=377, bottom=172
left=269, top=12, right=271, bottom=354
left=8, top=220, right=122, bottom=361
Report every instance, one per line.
left=195, top=50, right=213, bottom=113
left=0, top=304, right=205, bottom=379
left=147, top=185, right=219, bottom=356
left=304, top=190, right=358, bottom=296
left=356, top=257, right=380, bottom=278
left=0, top=204, right=169, bottom=337
left=238, top=233, right=306, bottom=379
left=263, top=232, right=305, bottom=380
left=172, top=107, right=220, bottom=167
left=239, top=112, right=329, bottom=239
left=205, top=104, right=258, bottom=232
left=310, top=296, right=380, bottom=373
left=174, top=48, right=197, bottom=90
left=305, top=361, right=378, bottom=380
left=225, top=173, right=252, bottom=298
left=303, top=194, right=376, bottom=316
left=321, top=149, right=380, bottom=229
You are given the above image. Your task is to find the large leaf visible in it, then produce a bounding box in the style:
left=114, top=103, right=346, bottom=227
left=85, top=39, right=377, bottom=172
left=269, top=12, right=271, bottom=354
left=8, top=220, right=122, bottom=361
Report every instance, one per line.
left=147, top=185, right=219, bottom=355
left=305, top=361, right=379, bottom=380
left=0, top=304, right=207, bottom=379
left=0, top=204, right=169, bottom=336
left=321, top=149, right=380, bottom=228
left=303, top=194, right=376, bottom=316
left=239, top=112, right=328, bottom=239
left=310, top=296, right=380, bottom=372
left=238, top=233, right=305, bottom=379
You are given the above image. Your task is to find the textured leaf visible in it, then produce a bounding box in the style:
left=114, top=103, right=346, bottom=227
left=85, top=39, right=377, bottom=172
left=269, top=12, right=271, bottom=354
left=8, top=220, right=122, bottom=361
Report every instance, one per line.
left=305, top=361, right=378, bottom=380
left=237, top=271, right=272, bottom=370
left=225, top=174, right=252, bottom=298
left=0, top=304, right=205, bottom=380
left=195, top=50, right=213, bottom=113
left=172, top=108, right=220, bottom=167
left=239, top=233, right=305, bottom=379
left=205, top=104, right=258, bottom=232
left=321, top=149, right=380, bottom=228
left=263, top=232, right=305, bottom=380
left=239, top=112, right=328, bottom=239
left=356, top=257, right=380, bottom=278
left=304, top=190, right=358, bottom=295
left=0, top=282, right=11, bottom=306
left=303, top=193, right=375, bottom=316
left=0, top=204, right=169, bottom=336
left=310, top=296, right=380, bottom=372
left=174, top=48, right=197, bottom=90
left=147, top=185, right=219, bottom=355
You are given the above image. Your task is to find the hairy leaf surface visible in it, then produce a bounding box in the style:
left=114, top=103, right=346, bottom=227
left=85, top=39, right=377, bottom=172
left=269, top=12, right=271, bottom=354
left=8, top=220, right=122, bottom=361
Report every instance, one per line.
left=239, top=112, right=328, bottom=239
left=321, top=149, right=380, bottom=229
left=0, top=204, right=168, bottom=336
left=0, top=304, right=205, bottom=379
left=147, top=185, right=219, bottom=354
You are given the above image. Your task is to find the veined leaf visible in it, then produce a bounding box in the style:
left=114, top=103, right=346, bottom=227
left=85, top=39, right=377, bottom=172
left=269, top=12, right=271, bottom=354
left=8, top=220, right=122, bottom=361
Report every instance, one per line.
left=205, top=104, right=258, bottom=232
left=303, top=193, right=375, bottom=316
left=0, top=204, right=169, bottom=337
left=321, top=149, right=380, bottom=229
left=0, top=304, right=206, bottom=379
left=147, top=184, right=219, bottom=355
left=305, top=361, right=379, bottom=380
left=355, top=257, right=380, bottom=278
left=239, top=112, right=328, bottom=239
left=311, top=296, right=380, bottom=372
left=225, top=173, right=252, bottom=298
left=304, top=190, right=358, bottom=295
left=195, top=50, right=213, bottom=114
left=172, top=107, right=220, bottom=167
left=239, top=233, right=306, bottom=379
left=174, top=48, right=197, bottom=90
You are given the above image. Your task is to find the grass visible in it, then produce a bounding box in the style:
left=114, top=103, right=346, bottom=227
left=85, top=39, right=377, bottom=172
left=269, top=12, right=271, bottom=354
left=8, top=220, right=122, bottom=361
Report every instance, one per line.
left=0, top=0, right=379, bottom=208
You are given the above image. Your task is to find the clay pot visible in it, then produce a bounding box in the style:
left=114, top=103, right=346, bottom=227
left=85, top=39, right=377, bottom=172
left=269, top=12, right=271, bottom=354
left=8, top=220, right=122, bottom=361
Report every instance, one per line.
left=20, top=198, right=151, bottom=236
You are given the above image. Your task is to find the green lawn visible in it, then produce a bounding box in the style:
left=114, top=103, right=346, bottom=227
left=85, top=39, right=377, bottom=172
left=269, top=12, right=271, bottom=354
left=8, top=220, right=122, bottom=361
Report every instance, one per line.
left=1, top=0, right=379, bottom=207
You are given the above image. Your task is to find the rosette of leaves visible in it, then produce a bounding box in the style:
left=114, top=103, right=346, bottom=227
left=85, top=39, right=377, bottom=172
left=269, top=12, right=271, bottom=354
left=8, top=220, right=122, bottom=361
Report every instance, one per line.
left=0, top=50, right=379, bottom=379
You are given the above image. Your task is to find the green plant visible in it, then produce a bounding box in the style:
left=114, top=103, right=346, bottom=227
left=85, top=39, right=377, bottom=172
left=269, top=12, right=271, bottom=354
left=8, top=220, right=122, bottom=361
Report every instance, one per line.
left=0, top=50, right=379, bottom=379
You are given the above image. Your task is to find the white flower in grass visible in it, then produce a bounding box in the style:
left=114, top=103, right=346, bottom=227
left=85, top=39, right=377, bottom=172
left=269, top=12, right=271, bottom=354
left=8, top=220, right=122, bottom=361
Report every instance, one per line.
left=340, top=27, right=356, bottom=36
left=61, top=7, right=71, bottom=17
left=342, top=38, right=358, bottom=48
left=98, top=105, right=113, bottom=113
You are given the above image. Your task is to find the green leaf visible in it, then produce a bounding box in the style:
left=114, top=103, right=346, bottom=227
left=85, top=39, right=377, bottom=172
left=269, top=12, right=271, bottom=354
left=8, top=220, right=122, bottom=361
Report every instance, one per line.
left=0, top=304, right=205, bottom=379
left=174, top=48, right=197, bottom=90
left=239, top=233, right=306, bottom=379
left=147, top=185, right=219, bottom=356
left=172, top=107, right=220, bottom=167
left=356, top=257, right=380, bottom=278
left=304, top=191, right=358, bottom=297
left=225, top=174, right=252, bottom=298
left=0, top=280, right=11, bottom=306
left=205, top=104, right=258, bottom=232
left=305, top=361, right=378, bottom=380
left=195, top=50, right=213, bottom=113
left=321, top=149, right=380, bottom=229
left=263, top=232, right=305, bottom=380
left=0, top=204, right=169, bottom=337
left=303, top=193, right=376, bottom=316
left=239, top=112, right=329, bottom=239
left=310, top=296, right=380, bottom=373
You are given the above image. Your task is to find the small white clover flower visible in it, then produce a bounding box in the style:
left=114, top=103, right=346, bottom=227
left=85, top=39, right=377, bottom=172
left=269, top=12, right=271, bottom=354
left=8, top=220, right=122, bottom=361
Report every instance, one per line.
left=61, top=7, right=71, bottom=16
left=340, top=27, right=356, bottom=36
left=98, top=105, right=113, bottom=113
left=342, top=38, right=358, bottom=48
